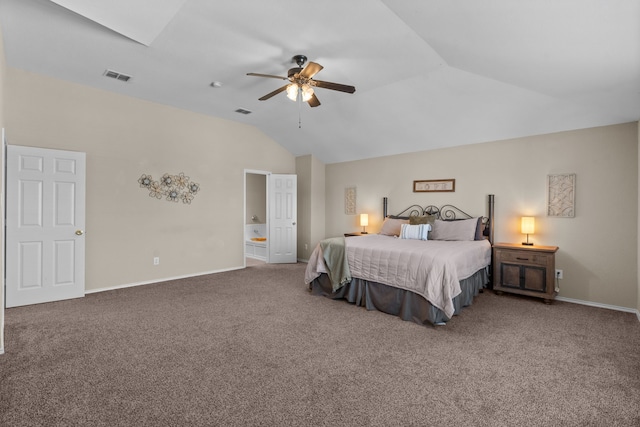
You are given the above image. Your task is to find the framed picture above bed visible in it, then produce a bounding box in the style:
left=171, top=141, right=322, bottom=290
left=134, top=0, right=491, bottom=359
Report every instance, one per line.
left=413, top=179, right=455, bottom=193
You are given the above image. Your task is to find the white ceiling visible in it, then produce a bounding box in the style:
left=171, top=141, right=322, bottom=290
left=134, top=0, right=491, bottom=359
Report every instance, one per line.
left=1, top=0, right=638, bottom=164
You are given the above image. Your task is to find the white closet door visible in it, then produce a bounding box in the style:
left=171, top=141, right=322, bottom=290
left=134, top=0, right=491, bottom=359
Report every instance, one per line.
left=6, top=145, right=86, bottom=307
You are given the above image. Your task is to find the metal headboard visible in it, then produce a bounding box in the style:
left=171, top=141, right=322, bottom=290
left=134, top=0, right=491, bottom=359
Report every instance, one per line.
left=383, top=194, right=495, bottom=244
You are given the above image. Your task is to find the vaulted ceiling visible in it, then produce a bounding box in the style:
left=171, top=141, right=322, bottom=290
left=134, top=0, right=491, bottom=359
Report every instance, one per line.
left=1, top=0, right=638, bottom=164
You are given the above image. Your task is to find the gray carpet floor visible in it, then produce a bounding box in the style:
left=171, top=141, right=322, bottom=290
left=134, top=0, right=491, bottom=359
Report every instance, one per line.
left=1, top=262, right=639, bottom=426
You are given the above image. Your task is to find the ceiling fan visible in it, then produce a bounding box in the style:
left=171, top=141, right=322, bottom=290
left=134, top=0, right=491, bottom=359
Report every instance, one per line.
left=247, top=55, right=356, bottom=107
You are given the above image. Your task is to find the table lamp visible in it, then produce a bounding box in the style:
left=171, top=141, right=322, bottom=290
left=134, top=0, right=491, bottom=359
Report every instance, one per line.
left=521, top=216, right=535, bottom=246
left=360, top=213, right=369, bottom=234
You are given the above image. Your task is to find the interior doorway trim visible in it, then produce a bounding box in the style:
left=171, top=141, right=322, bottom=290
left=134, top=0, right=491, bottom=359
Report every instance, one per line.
left=244, top=169, right=270, bottom=267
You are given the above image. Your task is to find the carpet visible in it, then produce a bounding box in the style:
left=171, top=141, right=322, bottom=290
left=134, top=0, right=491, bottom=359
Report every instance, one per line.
left=1, top=262, right=639, bottom=426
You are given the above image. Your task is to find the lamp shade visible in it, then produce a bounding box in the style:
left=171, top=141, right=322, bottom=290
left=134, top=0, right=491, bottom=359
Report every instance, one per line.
left=286, top=84, right=298, bottom=101
left=521, top=217, right=535, bottom=235
left=359, top=213, right=369, bottom=227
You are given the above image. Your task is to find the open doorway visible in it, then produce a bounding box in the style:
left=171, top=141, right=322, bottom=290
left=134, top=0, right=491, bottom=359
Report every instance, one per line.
left=244, top=170, right=298, bottom=267
left=245, top=170, right=268, bottom=266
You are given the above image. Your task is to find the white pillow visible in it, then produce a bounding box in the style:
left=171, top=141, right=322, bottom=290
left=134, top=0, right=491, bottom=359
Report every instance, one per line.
left=400, top=223, right=431, bottom=241
left=430, top=218, right=477, bottom=241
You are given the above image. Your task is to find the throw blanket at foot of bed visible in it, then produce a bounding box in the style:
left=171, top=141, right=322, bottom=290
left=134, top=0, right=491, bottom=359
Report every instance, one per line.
left=321, top=237, right=352, bottom=291
left=304, top=237, right=351, bottom=292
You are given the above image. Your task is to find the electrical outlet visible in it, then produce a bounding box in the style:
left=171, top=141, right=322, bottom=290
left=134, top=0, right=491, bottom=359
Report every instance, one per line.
left=153, top=257, right=160, bottom=265
left=304, top=243, right=308, bottom=251
left=555, top=269, right=563, bottom=279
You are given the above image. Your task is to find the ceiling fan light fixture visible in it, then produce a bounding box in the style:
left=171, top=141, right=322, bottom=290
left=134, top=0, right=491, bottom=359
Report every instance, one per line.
left=286, top=84, right=299, bottom=101
left=301, top=84, right=314, bottom=102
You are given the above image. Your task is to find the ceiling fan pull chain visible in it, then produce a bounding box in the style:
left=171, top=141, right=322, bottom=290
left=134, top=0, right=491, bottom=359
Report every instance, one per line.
left=298, top=88, right=302, bottom=128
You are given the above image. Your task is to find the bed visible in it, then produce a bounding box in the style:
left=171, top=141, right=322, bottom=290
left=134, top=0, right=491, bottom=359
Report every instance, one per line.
left=305, top=194, right=495, bottom=326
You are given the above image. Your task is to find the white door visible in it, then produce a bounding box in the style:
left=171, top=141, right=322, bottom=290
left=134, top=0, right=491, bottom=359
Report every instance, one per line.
left=268, top=174, right=297, bottom=263
left=6, top=145, right=86, bottom=308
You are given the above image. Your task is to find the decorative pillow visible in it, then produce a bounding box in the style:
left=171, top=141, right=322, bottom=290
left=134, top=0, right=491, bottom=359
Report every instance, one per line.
left=482, top=218, right=491, bottom=238
left=379, top=217, right=409, bottom=236
left=400, top=223, right=431, bottom=240
left=430, top=218, right=478, bottom=241
left=474, top=217, right=485, bottom=240
left=409, top=213, right=437, bottom=227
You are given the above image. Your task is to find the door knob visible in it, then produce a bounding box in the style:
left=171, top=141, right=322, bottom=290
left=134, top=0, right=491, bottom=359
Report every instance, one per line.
left=75, top=230, right=84, bottom=236
left=292, top=222, right=296, bottom=226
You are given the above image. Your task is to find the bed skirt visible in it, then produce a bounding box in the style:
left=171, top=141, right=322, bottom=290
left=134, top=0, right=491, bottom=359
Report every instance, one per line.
left=309, top=268, right=489, bottom=326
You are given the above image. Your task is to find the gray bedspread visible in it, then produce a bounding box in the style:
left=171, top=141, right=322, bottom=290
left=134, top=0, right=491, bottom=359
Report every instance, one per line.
left=305, top=234, right=491, bottom=318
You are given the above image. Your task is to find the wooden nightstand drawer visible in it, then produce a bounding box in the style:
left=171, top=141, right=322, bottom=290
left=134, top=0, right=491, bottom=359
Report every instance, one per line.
left=498, top=250, right=550, bottom=266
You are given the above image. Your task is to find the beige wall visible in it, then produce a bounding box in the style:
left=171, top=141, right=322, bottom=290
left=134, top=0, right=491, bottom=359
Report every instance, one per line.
left=4, top=67, right=295, bottom=292
left=326, top=123, right=639, bottom=309
left=296, top=155, right=326, bottom=261
left=246, top=173, right=266, bottom=224
left=309, top=155, right=326, bottom=259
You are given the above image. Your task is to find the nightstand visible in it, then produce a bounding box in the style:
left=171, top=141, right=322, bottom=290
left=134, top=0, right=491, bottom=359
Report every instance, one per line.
left=493, top=242, right=559, bottom=304
left=344, top=232, right=368, bottom=237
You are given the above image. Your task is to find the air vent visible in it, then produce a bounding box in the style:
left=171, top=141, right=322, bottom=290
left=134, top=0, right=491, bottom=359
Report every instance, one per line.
left=103, top=69, right=132, bottom=82
left=235, top=108, right=252, bottom=115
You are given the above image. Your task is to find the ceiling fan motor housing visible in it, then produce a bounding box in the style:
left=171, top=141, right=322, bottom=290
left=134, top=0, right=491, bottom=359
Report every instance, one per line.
left=292, top=54, right=307, bottom=67
left=288, top=67, right=303, bottom=78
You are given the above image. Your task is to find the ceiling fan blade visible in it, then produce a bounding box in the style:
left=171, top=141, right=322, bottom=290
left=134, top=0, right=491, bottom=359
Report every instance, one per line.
left=258, top=85, right=288, bottom=101
left=247, top=72, right=289, bottom=81
left=307, top=93, right=321, bottom=108
left=312, top=79, right=356, bottom=94
left=299, top=62, right=323, bottom=79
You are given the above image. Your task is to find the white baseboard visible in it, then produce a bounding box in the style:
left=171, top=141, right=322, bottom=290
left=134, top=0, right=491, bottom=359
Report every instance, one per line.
left=85, top=266, right=244, bottom=295
left=555, top=296, right=639, bottom=320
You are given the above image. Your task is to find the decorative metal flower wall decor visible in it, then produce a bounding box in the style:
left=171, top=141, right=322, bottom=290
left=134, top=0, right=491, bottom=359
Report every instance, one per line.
left=138, top=172, right=200, bottom=204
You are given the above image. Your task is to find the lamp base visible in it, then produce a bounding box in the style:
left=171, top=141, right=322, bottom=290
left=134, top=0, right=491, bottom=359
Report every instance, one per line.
left=361, top=231, right=368, bottom=234
left=522, top=242, right=533, bottom=246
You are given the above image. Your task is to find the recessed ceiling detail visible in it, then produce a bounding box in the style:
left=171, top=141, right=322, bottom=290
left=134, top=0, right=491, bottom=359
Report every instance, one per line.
left=1, top=0, right=638, bottom=164
left=49, top=0, right=188, bottom=46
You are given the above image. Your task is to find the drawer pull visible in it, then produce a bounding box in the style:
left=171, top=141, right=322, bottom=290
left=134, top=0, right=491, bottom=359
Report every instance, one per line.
left=516, top=257, right=530, bottom=261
